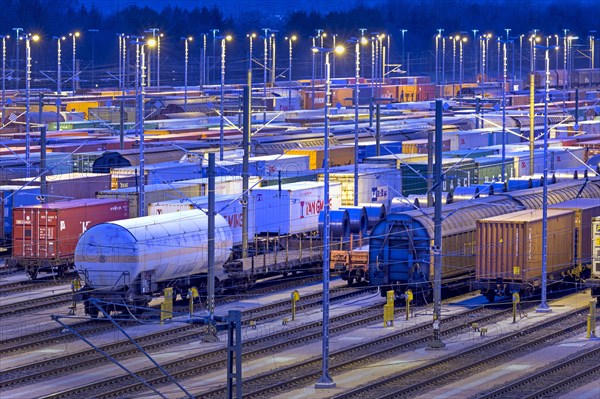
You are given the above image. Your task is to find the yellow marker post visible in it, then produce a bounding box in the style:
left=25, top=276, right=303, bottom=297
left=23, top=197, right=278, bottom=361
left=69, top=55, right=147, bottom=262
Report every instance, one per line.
left=405, top=289, right=413, bottom=320
left=188, top=287, right=199, bottom=317
left=161, top=287, right=174, bottom=324
left=291, top=290, right=300, bottom=321
left=512, top=292, right=520, bottom=324
left=587, top=299, right=597, bottom=339
left=383, top=290, right=395, bottom=327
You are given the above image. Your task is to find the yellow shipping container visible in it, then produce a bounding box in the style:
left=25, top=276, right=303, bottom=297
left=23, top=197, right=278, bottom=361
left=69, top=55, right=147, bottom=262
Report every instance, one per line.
left=31, top=105, right=59, bottom=113
left=144, top=129, right=171, bottom=136
left=64, top=101, right=100, bottom=120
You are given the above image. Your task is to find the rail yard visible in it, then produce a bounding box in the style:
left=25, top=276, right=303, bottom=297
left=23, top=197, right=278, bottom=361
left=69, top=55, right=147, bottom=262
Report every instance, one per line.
left=1, top=13, right=600, bottom=399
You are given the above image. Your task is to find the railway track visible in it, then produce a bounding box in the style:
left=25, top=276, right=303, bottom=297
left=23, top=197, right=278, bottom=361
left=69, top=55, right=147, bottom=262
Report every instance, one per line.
left=1, top=287, right=377, bottom=391
left=330, top=308, right=599, bottom=399
left=0, top=277, right=73, bottom=296
left=195, top=306, right=511, bottom=399
left=0, top=292, right=73, bottom=318
left=4, top=287, right=376, bottom=397
left=33, top=306, right=496, bottom=399
left=475, top=346, right=600, bottom=399
left=0, top=274, right=329, bottom=355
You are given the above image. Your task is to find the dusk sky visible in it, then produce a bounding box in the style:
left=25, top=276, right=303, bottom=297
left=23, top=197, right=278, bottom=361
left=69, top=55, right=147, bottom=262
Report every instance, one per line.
left=81, top=0, right=385, bottom=16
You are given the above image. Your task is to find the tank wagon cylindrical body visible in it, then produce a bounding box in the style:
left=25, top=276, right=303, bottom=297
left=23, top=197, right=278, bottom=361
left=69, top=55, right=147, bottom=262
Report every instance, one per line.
left=75, top=209, right=232, bottom=316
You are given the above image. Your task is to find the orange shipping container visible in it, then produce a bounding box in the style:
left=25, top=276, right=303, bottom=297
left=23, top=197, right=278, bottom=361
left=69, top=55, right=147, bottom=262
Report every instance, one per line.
left=286, top=146, right=355, bottom=170
left=476, top=209, right=575, bottom=283
left=332, top=87, right=354, bottom=107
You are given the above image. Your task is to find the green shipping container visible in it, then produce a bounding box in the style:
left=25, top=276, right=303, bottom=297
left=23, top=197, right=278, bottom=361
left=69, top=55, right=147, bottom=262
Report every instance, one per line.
left=401, top=158, right=476, bottom=196
left=473, top=157, right=515, bottom=184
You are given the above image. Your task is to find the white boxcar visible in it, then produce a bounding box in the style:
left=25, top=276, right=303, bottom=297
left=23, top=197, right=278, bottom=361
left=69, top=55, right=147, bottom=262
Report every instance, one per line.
left=252, top=181, right=342, bottom=234
left=75, top=210, right=232, bottom=290
left=148, top=194, right=255, bottom=245
left=317, top=165, right=401, bottom=208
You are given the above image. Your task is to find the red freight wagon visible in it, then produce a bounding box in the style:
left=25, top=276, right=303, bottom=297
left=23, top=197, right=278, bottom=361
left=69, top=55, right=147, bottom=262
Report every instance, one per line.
left=11, top=198, right=129, bottom=278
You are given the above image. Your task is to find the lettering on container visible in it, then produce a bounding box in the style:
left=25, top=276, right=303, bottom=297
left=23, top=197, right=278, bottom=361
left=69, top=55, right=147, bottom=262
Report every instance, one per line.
left=371, top=186, right=388, bottom=202
left=60, top=221, right=66, bottom=231
left=225, top=213, right=244, bottom=228
left=528, top=227, right=532, bottom=261
left=81, top=221, right=91, bottom=234
left=299, top=198, right=332, bottom=218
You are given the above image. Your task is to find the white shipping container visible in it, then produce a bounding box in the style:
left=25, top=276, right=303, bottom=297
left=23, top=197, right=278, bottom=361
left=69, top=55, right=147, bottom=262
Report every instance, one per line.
left=487, top=150, right=552, bottom=178
left=317, top=167, right=401, bottom=208
left=252, top=181, right=342, bottom=234
left=549, top=147, right=587, bottom=170
left=580, top=120, right=600, bottom=137
left=244, top=154, right=311, bottom=177
left=148, top=194, right=255, bottom=245
left=445, top=130, right=492, bottom=150
left=177, top=176, right=261, bottom=196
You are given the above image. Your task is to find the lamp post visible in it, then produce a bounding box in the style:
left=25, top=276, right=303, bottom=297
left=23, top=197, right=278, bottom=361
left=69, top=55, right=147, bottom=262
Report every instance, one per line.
left=201, top=33, right=207, bottom=88
left=25, top=33, right=40, bottom=177
left=401, top=29, right=407, bottom=71
left=142, top=37, right=157, bottom=88
left=69, top=31, right=80, bottom=93
left=117, top=33, right=124, bottom=89
left=332, top=34, right=338, bottom=78
left=536, top=43, right=559, bottom=314
left=131, top=37, right=154, bottom=217
left=567, top=35, right=578, bottom=89
left=52, top=36, right=67, bottom=96
left=530, top=32, right=540, bottom=72
left=435, top=29, right=443, bottom=89
left=261, top=28, right=272, bottom=121
left=1, top=34, right=9, bottom=122
left=181, top=36, right=193, bottom=112
left=472, top=29, right=479, bottom=82
left=12, top=28, right=22, bottom=90
left=316, top=29, right=325, bottom=78
left=484, top=33, right=492, bottom=81
left=590, top=32, right=597, bottom=88
left=499, top=38, right=513, bottom=182
left=219, top=35, right=232, bottom=161
left=519, top=34, right=524, bottom=81
left=53, top=35, right=65, bottom=130
left=285, top=35, right=297, bottom=110
left=378, top=33, right=386, bottom=86
left=157, top=33, right=163, bottom=87
left=270, top=31, right=278, bottom=84
left=349, top=36, right=368, bottom=206
left=247, top=32, right=256, bottom=72
left=451, top=35, right=457, bottom=94
left=144, top=28, right=159, bottom=87
left=555, top=34, right=560, bottom=70
left=442, top=36, right=447, bottom=95
left=311, top=44, right=345, bottom=391
left=311, top=36, right=316, bottom=110
left=88, top=29, right=98, bottom=87
left=210, top=29, right=220, bottom=84
left=459, top=36, right=467, bottom=97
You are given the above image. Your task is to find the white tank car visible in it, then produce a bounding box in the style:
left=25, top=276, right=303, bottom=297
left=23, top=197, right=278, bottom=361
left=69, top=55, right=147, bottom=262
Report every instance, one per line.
left=75, top=209, right=233, bottom=291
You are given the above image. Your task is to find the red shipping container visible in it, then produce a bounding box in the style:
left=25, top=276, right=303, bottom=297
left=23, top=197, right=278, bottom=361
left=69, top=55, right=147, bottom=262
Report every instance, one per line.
left=12, top=198, right=129, bottom=276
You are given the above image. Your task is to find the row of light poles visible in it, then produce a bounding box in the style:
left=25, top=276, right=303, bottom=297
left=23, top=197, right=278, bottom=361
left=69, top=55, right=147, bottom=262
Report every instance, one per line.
left=436, top=29, right=599, bottom=88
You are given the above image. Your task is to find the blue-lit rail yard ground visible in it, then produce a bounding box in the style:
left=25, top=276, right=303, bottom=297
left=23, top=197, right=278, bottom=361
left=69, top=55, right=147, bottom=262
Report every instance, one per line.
left=1, top=1, right=600, bottom=398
